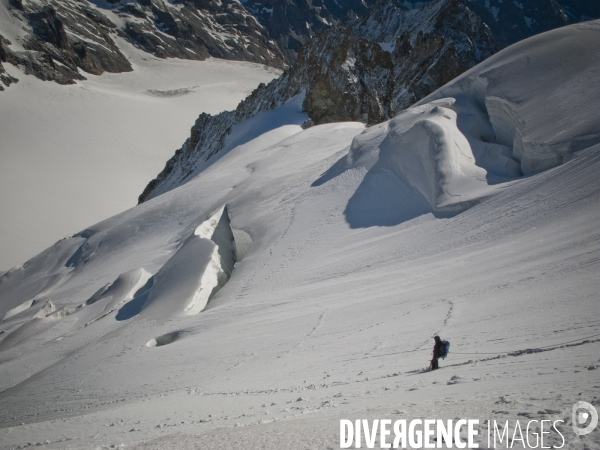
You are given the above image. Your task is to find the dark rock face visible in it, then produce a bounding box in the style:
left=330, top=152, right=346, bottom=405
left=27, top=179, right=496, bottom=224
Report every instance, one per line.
left=298, top=28, right=396, bottom=125
left=0, top=37, right=19, bottom=90
left=558, top=0, right=600, bottom=20
left=243, top=0, right=378, bottom=63
left=412, top=0, right=598, bottom=48
left=352, top=0, right=497, bottom=111
left=116, top=0, right=285, bottom=67
left=1, top=0, right=132, bottom=87
left=465, top=0, right=570, bottom=48
left=0, top=0, right=285, bottom=89
left=1, top=0, right=596, bottom=91
left=28, top=6, right=70, bottom=50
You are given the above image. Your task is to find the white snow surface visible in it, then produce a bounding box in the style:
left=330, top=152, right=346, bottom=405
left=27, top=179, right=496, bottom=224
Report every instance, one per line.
left=0, top=22, right=599, bottom=450
left=0, top=38, right=280, bottom=272
left=346, top=98, right=499, bottom=213
left=419, top=21, right=600, bottom=176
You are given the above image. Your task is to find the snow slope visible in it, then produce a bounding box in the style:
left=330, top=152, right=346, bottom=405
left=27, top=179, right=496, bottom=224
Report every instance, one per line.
left=419, top=21, right=600, bottom=175
left=0, top=21, right=599, bottom=450
left=0, top=41, right=280, bottom=272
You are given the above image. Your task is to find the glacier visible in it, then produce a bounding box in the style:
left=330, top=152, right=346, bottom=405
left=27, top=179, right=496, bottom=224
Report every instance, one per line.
left=0, top=20, right=599, bottom=450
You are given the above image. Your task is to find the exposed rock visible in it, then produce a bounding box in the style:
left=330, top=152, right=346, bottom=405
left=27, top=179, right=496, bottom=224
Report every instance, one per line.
left=375, top=0, right=497, bottom=110
left=558, top=0, right=600, bottom=21
left=1, top=0, right=596, bottom=90
left=1, top=32, right=78, bottom=85
left=244, top=0, right=378, bottom=63
left=0, top=36, right=19, bottom=89
left=115, top=0, right=285, bottom=67
left=405, top=0, right=596, bottom=49
left=465, top=0, right=570, bottom=48
left=1, top=0, right=132, bottom=88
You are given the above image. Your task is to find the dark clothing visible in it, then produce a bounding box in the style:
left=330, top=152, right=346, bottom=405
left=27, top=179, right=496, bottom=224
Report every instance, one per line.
left=433, top=337, right=444, bottom=358
left=430, top=336, right=443, bottom=370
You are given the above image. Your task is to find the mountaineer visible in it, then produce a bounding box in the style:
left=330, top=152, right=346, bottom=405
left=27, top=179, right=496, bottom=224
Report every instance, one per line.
left=430, top=335, right=449, bottom=370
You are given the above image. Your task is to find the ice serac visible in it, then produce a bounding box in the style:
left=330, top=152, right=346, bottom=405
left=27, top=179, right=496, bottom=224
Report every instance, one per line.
left=33, top=300, right=55, bottom=319
left=140, top=206, right=236, bottom=320
left=346, top=20, right=600, bottom=214
left=420, top=20, right=600, bottom=175
left=348, top=99, right=494, bottom=213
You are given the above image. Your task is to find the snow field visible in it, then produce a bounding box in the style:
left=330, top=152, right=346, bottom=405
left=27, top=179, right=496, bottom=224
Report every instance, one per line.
left=0, top=37, right=280, bottom=271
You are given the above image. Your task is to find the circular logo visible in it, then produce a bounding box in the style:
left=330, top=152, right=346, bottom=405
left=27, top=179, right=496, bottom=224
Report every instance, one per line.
left=572, top=401, right=598, bottom=436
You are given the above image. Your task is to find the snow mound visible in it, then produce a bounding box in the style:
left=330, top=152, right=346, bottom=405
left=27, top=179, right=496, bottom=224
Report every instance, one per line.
left=347, top=99, right=496, bottom=213
left=84, top=267, right=153, bottom=312
left=0, top=232, right=94, bottom=320
left=344, top=21, right=600, bottom=213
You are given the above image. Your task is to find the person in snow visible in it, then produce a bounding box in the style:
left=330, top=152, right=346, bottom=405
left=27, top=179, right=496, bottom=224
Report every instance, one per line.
left=430, top=335, right=444, bottom=370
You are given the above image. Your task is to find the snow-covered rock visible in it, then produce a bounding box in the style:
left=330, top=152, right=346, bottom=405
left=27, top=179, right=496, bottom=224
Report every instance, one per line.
left=0, top=0, right=284, bottom=87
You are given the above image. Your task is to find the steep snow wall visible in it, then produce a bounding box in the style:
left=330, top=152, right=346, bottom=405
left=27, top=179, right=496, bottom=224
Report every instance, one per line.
left=140, top=206, right=237, bottom=320
left=347, top=97, right=519, bottom=213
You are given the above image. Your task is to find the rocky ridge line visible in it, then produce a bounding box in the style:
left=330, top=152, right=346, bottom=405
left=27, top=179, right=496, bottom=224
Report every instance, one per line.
left=138, top=0, right=497, bottom=202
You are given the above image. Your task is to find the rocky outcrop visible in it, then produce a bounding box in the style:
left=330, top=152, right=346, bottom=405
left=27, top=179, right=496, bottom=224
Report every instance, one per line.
left=351, top=0, right=497, bottom=111
left=398, top=0, right=597, bottom=49
left=22, top=4, right=131, bottom=78
left=243, top=0, right=378, bottom=64
left=0, top=0, right=379, bottom=89
left=466, top=0, right=570, bottom=48
left=115, top=0, right=284, bottom=67
left=1, top=1, right=131, bottom=87
left=138, top=65, right=306, bottom=201
left=0, top=0, right=283, bottom=89
left=1, top=0, right=596, bottom=90
left=0, top=36, right=18, bottom=90
left=559, top=0, right=600, bottom=21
